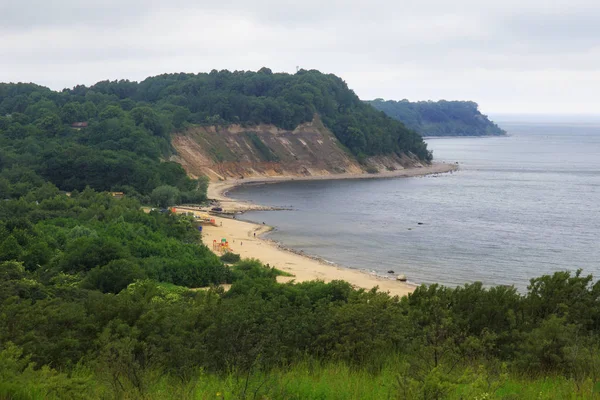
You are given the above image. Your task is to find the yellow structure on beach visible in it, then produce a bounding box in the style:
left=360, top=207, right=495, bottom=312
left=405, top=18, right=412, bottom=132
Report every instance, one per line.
left=213, top=239, right=230, bottom=253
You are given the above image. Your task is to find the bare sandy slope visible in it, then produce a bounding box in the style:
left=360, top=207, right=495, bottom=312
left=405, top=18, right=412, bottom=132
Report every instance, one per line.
left=208, top=162, right=458, bottom=212
left=199, top=214, right=416, bottom=297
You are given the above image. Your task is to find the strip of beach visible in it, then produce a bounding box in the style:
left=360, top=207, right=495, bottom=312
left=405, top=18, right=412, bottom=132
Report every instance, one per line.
left=192, top=162, right=458, bottom=297
left=208, top=162, right=459, bottom=212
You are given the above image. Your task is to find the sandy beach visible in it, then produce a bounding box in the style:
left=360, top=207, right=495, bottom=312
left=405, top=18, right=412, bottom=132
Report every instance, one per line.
left=198, top=213, right=417, bottom=297
left=191, top=162, right=458, bottom=297
left=208, top=162, right=458, bottom=212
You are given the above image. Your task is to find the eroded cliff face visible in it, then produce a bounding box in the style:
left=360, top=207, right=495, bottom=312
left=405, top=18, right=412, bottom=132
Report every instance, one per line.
left=171, top=116, right=424, bottom=181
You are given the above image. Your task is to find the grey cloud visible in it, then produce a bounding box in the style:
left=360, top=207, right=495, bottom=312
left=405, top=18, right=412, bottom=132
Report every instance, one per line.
left=498, top=11, right=600, bottom=50
left=1, top=0, right=600, bottom=113
left=0, top=0, right=150, bottom=30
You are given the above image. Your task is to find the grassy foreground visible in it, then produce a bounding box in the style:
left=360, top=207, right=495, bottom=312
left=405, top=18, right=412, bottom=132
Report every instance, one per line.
left=3, top=360, right=599, bottom=400
left=158, top=365, right=600, bottom=400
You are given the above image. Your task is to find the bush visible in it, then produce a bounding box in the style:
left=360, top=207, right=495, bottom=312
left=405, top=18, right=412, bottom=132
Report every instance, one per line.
left=150, top=185, right=181, bottom=208
left=220, top=252, right=241, bottom=263
left=83, top=259, right=147, bottom=293
left=230, top=258, right=291, bottom=281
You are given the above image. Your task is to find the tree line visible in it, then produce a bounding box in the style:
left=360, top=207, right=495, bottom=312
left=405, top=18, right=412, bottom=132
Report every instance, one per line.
left=368, top=99, right=506, bottom=137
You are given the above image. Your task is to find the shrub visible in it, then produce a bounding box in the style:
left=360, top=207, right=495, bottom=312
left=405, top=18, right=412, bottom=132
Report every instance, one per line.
left=221, top=252, right=241, bottom=263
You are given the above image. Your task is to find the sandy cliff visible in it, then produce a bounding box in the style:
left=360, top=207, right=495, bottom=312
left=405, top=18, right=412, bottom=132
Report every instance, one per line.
left=171, top=116, right=426, bottom=181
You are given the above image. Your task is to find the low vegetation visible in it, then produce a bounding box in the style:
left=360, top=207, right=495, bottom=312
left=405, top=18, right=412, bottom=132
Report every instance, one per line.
left=0, top=184, right=230, bottom=291
left=1, top=187, right=600, bottom=398
left=220, top=252, right=241, bottom=263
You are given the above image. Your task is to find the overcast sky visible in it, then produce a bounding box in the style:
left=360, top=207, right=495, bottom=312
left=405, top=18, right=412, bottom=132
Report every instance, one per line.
left=2, top=0, right=599, bottom=114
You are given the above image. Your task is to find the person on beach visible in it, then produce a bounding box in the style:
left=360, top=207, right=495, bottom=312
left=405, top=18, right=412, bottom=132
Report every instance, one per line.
left=254, top=232, right=256, bottom=238
left=241, top=241, right=243, bottom=246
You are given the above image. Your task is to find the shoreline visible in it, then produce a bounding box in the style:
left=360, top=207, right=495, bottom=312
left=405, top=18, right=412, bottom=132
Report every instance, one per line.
left=208, top=162, right=458, bottom=213
left=424, top=134, right=508, bottom=139
left=196, top=162, right=458, bottom=297
left=198, top=213, right=418, bottom=297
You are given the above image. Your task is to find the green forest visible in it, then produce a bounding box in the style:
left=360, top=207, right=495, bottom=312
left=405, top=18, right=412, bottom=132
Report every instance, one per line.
left=0, top=69, right=431, bottom=200
left=0, top=84, right=207, bottom=206
left=368, top=99, right=506, bottom=137
left=2, top=195, right=600, bottom=400
left=1, top=71, right=599, bottom=399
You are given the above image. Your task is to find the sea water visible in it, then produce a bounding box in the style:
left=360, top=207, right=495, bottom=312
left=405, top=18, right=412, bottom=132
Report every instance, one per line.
left=230, top=121, right=600, bottom=290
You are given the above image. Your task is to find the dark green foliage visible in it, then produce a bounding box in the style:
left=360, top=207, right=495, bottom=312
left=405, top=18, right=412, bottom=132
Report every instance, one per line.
left=0, top=185, right=229, bottom=293
left=525, top=269, right=600, bottom=330
left=1, top=240, right=600, bottom=398
left=0, top=83, right=199, bottom=198
left=179, top=176, right=208, bottom=205
left=82, top=259, right=147, bottom=293
left=368, top=98, right=506, bottom=137
left=0, top=235, right=22, bottom=261
left=59, top=236, right=127, bottom=273
left=220, top=252, right=241, bottom=263
left=150, top=185, right=180, bottom=208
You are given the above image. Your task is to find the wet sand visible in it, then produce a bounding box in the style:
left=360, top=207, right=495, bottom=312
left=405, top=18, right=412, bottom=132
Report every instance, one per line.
left=198, top=213, right=417, bottom=297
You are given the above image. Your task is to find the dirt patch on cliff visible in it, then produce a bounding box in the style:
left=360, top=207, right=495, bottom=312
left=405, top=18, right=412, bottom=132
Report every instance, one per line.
left=172, top=116, right=424, bottom=181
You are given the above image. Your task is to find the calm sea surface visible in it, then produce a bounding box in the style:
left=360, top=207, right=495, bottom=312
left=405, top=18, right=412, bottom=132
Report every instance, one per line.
left=230, top=122, right=600, bottom=289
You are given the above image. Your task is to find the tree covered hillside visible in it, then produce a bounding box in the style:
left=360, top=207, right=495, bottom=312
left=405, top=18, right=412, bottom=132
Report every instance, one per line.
left=0, top=83, right=206, bottom=204
left=368, top=99, right=506, bottom=137
left=0, top=69, right=431, bottom=200
left=128, top=68, right=431, bottom=160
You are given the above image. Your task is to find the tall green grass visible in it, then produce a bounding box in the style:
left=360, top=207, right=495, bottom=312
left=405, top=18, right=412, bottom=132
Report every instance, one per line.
left=4, top=360, right=600, bottom=399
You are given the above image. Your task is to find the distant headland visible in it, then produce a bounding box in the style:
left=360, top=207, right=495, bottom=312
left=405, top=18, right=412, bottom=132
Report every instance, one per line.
left=367, top=98, right=506, bottom=137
